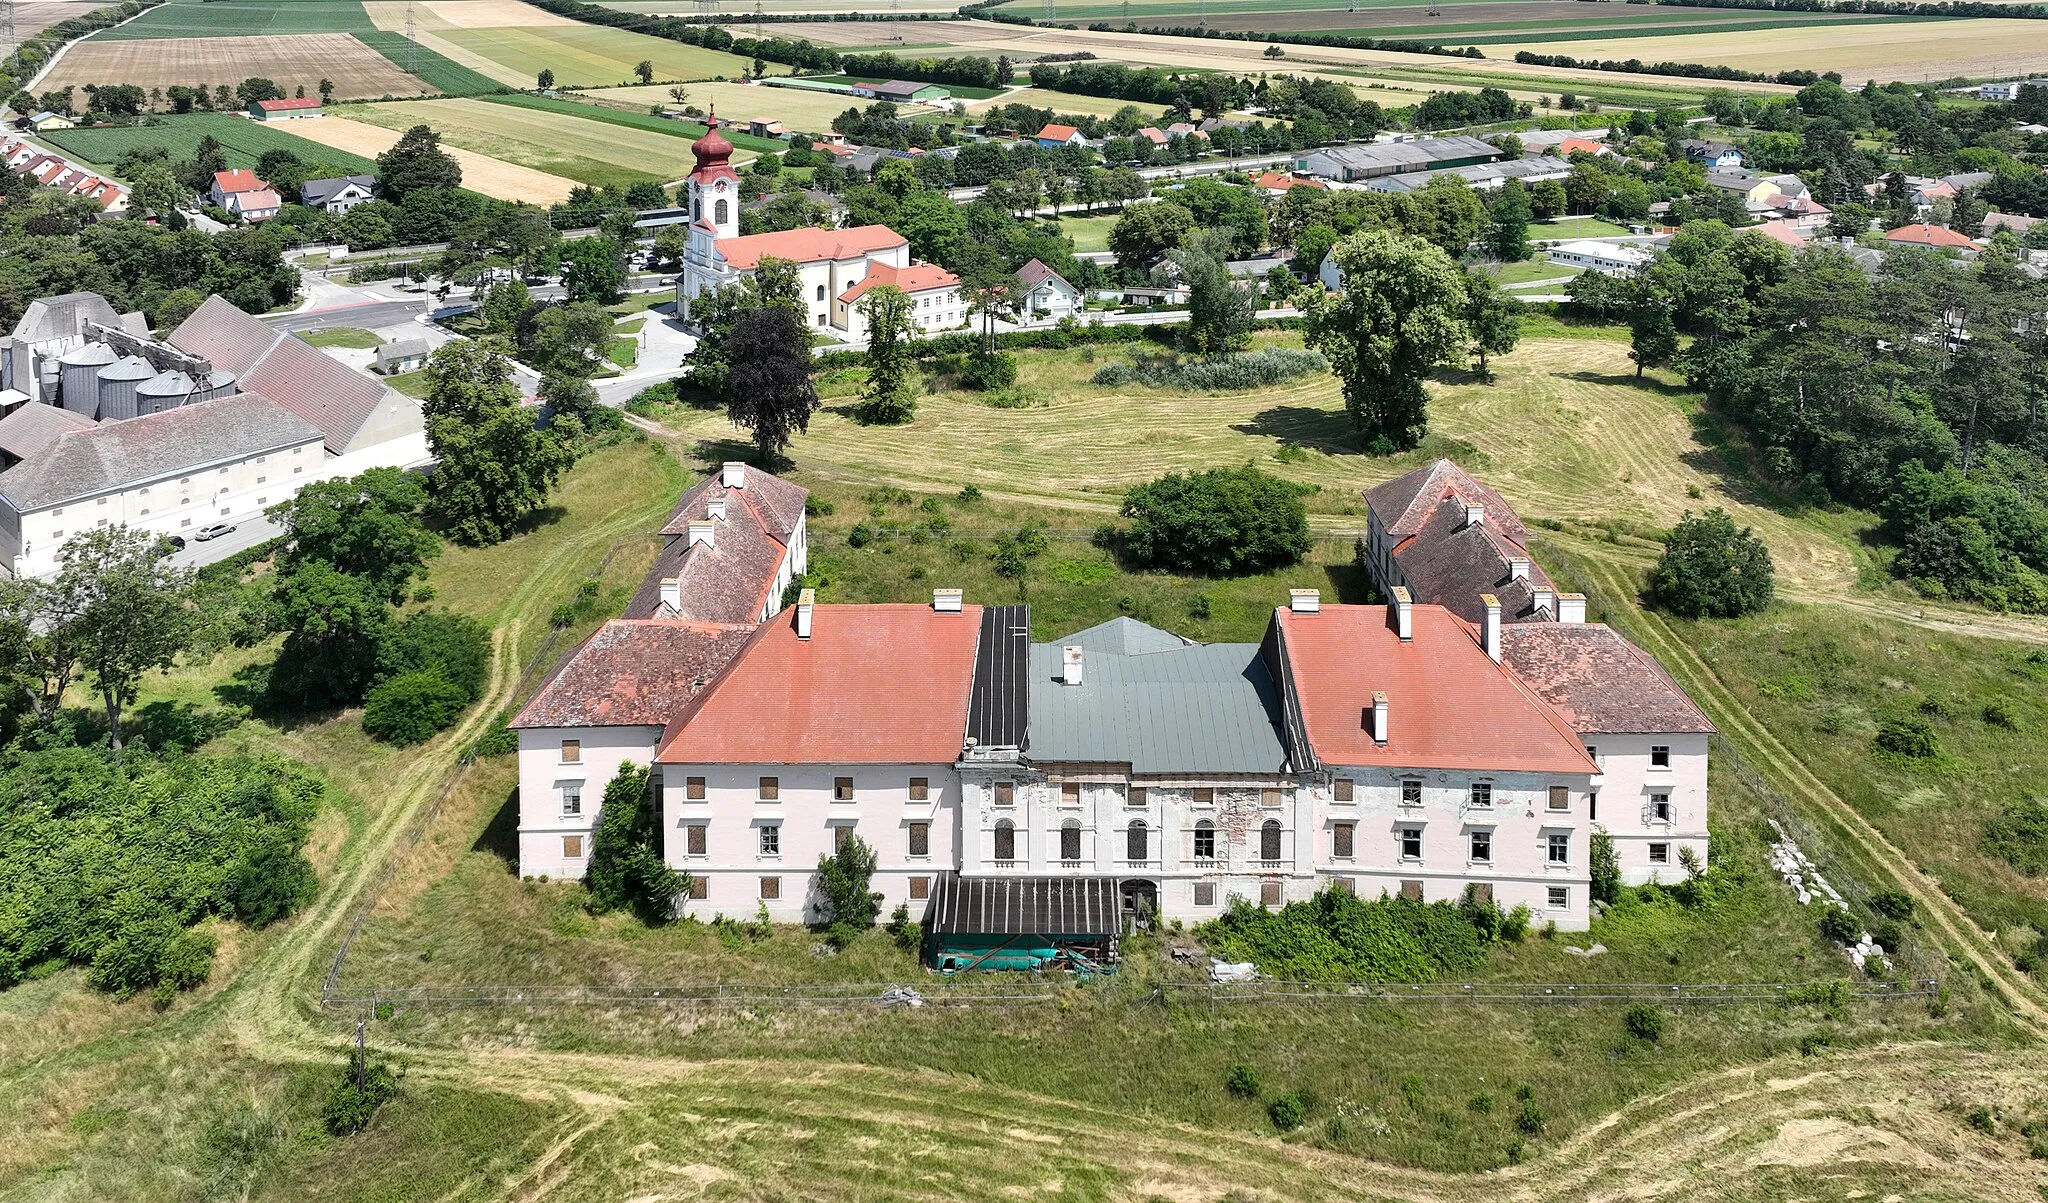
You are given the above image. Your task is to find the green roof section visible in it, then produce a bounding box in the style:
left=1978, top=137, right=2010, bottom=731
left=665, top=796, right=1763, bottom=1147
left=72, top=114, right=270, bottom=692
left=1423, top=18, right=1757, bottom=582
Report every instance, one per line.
left=1027, top=619, right=1291, bottom=775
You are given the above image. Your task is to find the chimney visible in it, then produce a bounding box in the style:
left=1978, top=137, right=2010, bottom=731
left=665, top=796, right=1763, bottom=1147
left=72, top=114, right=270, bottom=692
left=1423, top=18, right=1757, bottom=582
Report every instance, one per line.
left=687, top=521, right=715, bottom=549
left=795, top=587, right=815, bottom=639
left=1289, top=588, right=1319, bottom=614
left=1370, top=691, right=1389, bottom=743
left=1388, top=586, right=1413, bottom=642
left=1509, top=558, right=1531, bottom=582
left=1481, top=592, right=1501, bottom=662
left=932, top=587, right=964, bottom=613
left=1557, top=593, right=1587, bottom=624
left=1533, top=585, right=1556, bottom=616
left=658, top=577, right=680, bottom=614
left=1465, top=502, right=1485, bottom=529
left=1062, top=645, right=1084, bottom=686
left=706, top=498, right=727, bottom=521
left=721, top=461, right=747, bottom=488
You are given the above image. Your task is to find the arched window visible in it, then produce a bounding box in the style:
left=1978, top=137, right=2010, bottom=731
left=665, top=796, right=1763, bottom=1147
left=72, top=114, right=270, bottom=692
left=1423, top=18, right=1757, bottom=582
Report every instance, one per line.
left=994, top=819, right=1015, bottom=862
left=1193, top=819, right=1216, bottom=861
left=1261, top=819, right=1282, bottom=862
left=714, top=198, right=728, bottom=225
left=1060, top=820, right=1081, bottom=861
left=816, top=283, right=826, bottom=302
left=1127, top=819, right=1148, bottom=863
left=692, top=195, right=701, bottom=221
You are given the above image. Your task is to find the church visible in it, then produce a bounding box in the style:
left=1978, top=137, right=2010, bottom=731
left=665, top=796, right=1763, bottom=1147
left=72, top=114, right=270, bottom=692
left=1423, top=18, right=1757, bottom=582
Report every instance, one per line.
left=674, top=114, right=964, bottom=341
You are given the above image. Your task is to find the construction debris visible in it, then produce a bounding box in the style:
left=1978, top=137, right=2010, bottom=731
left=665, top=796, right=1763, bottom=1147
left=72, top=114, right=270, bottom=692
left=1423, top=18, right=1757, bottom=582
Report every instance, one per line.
left=1561, top=943, right=1607, bottom=957
left=1768, top=819, right=1892, bottom=972
left=1210, top=959, right=1256, bottom=983
left=880, top=985, right=926, bottom=1008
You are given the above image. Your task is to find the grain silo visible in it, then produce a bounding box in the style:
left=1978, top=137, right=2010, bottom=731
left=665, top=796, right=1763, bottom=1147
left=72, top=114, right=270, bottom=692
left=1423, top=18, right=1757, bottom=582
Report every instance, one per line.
left=136, top=370, right=195, bottom=415
left=96, top=356, right=157, bottom=421
left=58, top=342, right=116, bottom=417
left=196, top=369, right=237, bottom=402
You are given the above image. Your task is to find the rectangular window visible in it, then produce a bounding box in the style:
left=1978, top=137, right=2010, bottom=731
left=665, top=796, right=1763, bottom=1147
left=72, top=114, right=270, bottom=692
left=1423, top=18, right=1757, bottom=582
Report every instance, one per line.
left=1061, top=781, right=1081, bottom=806
left=560, top=739, right=580, bottom=763
left=1652, top=793, right=1672, bottom=822
left=1400, top=880, right=1423, bottom=901
left=686, top=824, right=706, bottom=855
left=560, top=784, right=581, bottom=816
left=834, top=825, right=853, bottom=852
left=689, top=876, right=708, bottom=899
left=1548, top=833, right=1570, bottom=865
left=1331, top=877, right=1356, bottom=896
left=759, top=825, right=780, bottom=856
left=759, top=876, right=780, bottom=899
left=1333, top=822, right=1354, bottom=859
left=1585, top=745, right=1598, bottom=762
left=1061, top=824, right=1081, bottom=861
left=1334, top=778, right=1354, bottom=802
left=562, top=835, right=583, bottom=858
left=759, top=776, right=779, bottom=801
left=834, top=776, right=854, bottom=801
left=1650, top=842, right=1670, bottom=864
left=994, top=781, right=1014, bottom=807
left=1548, top=786, right=1570, bottom=813
left=1547, top=886, right=1569, bottom=909
left=1193, top=825, right=1215, bottom=860
left=1469, top=782, right=1492, bottom=809
left=1399, top=827, right=1422, bottom=860
left=1261, top=788, right=1284, bottom=808
left=1193, top=787, right=1214, bottom=806
left=1469, top=829, right=1492, bottom=863
left=1469, top=882, right=1493, bottom=905
left=909, top=876, right=930, bottom=900
left=1194, top=881, right=1216, bottom=907
left=686, top=776, right=706, bottom=800
left=1260, top=880, right=1282, bottom=907
left=1651, top=745, right=1671, bottom=768
left=1590, top=790, right=1599, bottom=822
left=909, top=822, right=930, bottom=857
left=909, top=776, right=929, bottom=801
left=1401, top=780, right=1422, bottom=806
left=1128, top=786, right=1147, bottom=808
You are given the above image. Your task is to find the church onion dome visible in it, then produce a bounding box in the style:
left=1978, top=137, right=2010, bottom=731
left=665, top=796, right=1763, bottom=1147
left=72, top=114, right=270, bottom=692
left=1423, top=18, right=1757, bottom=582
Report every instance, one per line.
left=692, top=109, right=735, bottom=173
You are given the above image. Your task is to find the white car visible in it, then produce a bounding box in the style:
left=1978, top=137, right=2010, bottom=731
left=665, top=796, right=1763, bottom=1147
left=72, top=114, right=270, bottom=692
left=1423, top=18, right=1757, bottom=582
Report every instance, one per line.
left=193, top=524, right=236, bottom=542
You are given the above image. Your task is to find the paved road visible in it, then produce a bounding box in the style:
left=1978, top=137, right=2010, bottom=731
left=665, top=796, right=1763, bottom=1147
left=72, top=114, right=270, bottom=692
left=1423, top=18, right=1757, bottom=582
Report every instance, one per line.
left=264, top=300, right=425, bottom=333
left=166, top=514, right=283, bottom=571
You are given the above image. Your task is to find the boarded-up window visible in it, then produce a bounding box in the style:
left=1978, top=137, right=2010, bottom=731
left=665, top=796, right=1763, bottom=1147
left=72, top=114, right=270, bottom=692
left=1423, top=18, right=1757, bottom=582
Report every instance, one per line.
left=758, top=776, right=779, bottom=800
left=994, top=781, right=1014, bottom=807
left=560, top=739, right=580, bottom=763
left=835, top=777, right=854, bottom=801
left=686, top=776, right=706, bottom=800
left=686, top=824, right=706, bottom=855
left=1061, top=781, right=1081, bottom=806
left=1260, top=819, right=1281, bottom=861
left=1128, top=786, right=1147, bottom=808
left=562, top=835, right=583, bottom=858
left=1400, top=880, right=1423, bottom=901
left=1262, top=788, right=1284, bottom=808
left=759, top=876, right=780, bottom=900
left=1331, top=876, right=1356, bottom=895
left=688, top=876, right=708, bottom=899
left=1194, top=881, right=1216, bottom=907
left=1060, top=822, right=1081, bottom=861
left=994, top=820, right=1015, bottom=861
left=1260, top=880, right=1282, bottom=907
left=909, top=777, right=929, bottom=800
left=909, top=876, right=930, bottom=900
left=834, top=825, right=853, bottom=852
left=909, top=822, right=930, bottom=857
left=1126, top=820, right=1148, bottom=862
left=1334, top=778, right=1354, bottom=802
left=1548, top=786, right=1570, bottom=812
left=1193, top=787, right=1214, bottom=805
left=1333, top=822, right=1354, bottom=858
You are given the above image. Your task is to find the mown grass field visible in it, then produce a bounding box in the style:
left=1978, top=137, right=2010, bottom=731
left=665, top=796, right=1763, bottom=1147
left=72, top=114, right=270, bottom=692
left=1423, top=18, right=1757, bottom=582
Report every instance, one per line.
left=353, top=29, right=505, bottom=94
left=94, top=0, right=374, bottom=38
left=487, top=91, right=789, bottom=151
left=433, top=22, right=768, bottom=86
left=588, top=78, right=910, bottom=129
left=40, top=113, right=380, bottom=174
left=334, top=97, right=697, bottom=187
left=1493, top=15, right=2048, bottom=84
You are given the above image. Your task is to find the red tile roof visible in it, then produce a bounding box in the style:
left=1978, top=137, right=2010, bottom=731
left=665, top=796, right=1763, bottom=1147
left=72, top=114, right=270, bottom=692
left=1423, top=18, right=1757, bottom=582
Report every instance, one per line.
left=1885, top=223, right=1976, bottom=248
left=1253, top=171, right=1324, bottom=191
left=1557, top=138, right=1607, bottom=156
left=1037, top=123, right=1080, bottom=142
left=1750, top=219, right=1807, bottom=249
left=838, top=259, right=959, bottom=303
left=512, top=619, right=757, bottom=728
left=1274, top=604, right=1595, bottom=774
left=714, top=224, right=906, bottom=271
left=1367, top=458, right=1527, bottom=540
left=1499, top=622, right=1715, bottom=736
left=628, top=469, right=808, bottom=624
left=1389, top=498, right=1553, bottom=624
left=255, top=97, right=322, bottom=111
left=657, top=603, right=983, bottom=765
left=212, top=169, right=265, bottom=194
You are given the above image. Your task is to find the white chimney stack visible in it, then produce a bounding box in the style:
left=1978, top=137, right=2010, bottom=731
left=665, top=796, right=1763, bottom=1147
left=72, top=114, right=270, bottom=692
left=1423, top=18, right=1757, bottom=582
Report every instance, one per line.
left=795, top=587, right=815, bottom=639
left=1370, top=691, right=1389, bottom=744
left=706, top=498, right=727, bottom=521
left=687, top=521, right=715, bottom=549
left=1510, top=558, right=1531, bottom=582
left=1289, top=588, right=1319, bottom=614
left=1557, top=593, right=1587, bottom=624
left=1062, top=645, right=1084, bottom=686
left=1389, top=586, right=1413, bottom=642
left=1481, top=592, right=1501, bottom=662
left=932, top=587, right=964, bottom=613
left=721, top=461, right=747, bottom=488
left=1533, top=585, right=1556, bottom=616
left=658, top=577, right=680, bottom=614
left=1465, top=502, right=1485, bottom=529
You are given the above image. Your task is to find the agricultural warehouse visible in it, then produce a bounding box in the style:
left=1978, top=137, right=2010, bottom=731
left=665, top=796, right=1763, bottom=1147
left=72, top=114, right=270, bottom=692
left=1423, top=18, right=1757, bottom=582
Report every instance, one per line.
left=1294, top=136, right=1502, bottom=184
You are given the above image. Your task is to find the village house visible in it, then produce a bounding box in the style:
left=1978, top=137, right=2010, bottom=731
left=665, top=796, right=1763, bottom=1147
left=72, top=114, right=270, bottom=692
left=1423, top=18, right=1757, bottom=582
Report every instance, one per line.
left=373, top=338, right=430, bottom=375
left=833, top=261, right=963, bottom=338
left=1680, top=138, right=1744, bottom=168
left=1014, top=258, right=1083, bottom=321
left=300, top=174, right=375, bottom=214
left=26, top=111, right=74, bottom=132
left=1, top=138, right=129, bottom=212
left=209, top=169, right=280, bottom=222
left=1251, top=171, right=1326, bottom=195
left=1885, top=223, right=1978, bottom=254
left=1035, top=122, right=1088, bottom=150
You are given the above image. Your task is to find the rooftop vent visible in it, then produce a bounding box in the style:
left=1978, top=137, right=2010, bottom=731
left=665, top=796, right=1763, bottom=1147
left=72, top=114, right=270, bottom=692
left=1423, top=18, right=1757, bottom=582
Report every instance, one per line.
left=687, top=522, right=715, bottom=549
left=706, top=498, right=727, bottom=521
left=932, top=587, right=963, bottom=613
left=721, top=461, right=747, bottom=488
left=1533, top=585, right=1557, bottom=616
left=1509, top=558, right=1531, bottom=582
left=795, top=587, right=815, bottom=639
left=1061, top=645, right=1084, bottom=686
left=1480, top=592, right=1501, bottom=662
left=1465, top=502, right=1484, bottom=529
left=1557, top=593, right=1587, bottom=624
left=1370, top=691, right=1389, bottom=743
left=1289, top=588, right=1319, bottom=614
left=1388, top=586, right=1413, bottom=642
left=658, top=577, right=680, bottom=614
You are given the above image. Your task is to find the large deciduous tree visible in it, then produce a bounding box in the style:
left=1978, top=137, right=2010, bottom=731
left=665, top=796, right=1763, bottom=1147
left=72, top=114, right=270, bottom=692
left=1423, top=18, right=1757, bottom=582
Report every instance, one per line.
left=420, top=342, right=576, bottom=545
left=1304, top=229, right=1470, bottom=451
left=375, top=125, right=462, bottom=202
left=724, top=304, right=818, bottom=462
left=1651, top=509, right=1775, bottom=618
left=854, top=285, right=920, bottom=426
left=267, top=468, right=438, bottom=603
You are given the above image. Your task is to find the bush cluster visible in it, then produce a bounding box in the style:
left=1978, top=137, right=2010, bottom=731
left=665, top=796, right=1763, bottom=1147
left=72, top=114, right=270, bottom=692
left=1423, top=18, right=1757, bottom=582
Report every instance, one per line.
left=1198, top=888, right=1492, bottom=982
left=959, top=351, right=1019, bottom=392
left=1091, top=347, right=1328, bottom=392
left=361, top=611, right=492, bottom=746
left=324, top=1052, right=400, bottom=1136
left=1120, top=466, right=1311, bottom=576
left=1984, top=798, right=2048, bottom=875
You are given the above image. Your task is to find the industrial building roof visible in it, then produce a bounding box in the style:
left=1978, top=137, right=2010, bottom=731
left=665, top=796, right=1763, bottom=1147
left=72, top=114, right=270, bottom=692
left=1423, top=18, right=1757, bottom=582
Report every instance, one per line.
left=0, top=393, right=322, bottom=511
left=966, top=604, right=1030, bottom=751
left=924, top=873, right=1123, bottom=936
left=1026, top=618, right=1291, bottom=775
left=0, top=402, right=93, bottom=463
left=1301, top=135, right=1499, bottom=174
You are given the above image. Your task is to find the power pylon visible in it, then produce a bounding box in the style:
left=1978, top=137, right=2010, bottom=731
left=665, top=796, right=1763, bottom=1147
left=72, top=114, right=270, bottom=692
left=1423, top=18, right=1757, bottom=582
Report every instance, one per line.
left=1, top=0, right=18, bottom=83
left=403, top=0, right=419, bottom=76
left=1042, top=0, right=1054, bottom=21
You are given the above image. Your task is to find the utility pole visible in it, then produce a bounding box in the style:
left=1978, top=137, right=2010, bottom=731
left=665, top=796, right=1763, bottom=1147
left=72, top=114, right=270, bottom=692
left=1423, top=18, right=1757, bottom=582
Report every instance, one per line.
left=403, top=0, right=418, bottom=76
left=354, top=1016, right=367, bottom=1089
left=1, top=0, right=17, bottom=84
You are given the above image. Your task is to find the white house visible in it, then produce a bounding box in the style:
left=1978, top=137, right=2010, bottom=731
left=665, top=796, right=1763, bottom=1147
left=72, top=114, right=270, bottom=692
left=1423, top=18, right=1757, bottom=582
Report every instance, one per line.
left=834, top=261, right=963, bottom=339
left=1547, top=239, right=1653, bottom=275
left=1015, top=258, right=1082, bottom=322
left=210, top=169, right=281, bottom=222
left=301, top=174, right=375, bottom=214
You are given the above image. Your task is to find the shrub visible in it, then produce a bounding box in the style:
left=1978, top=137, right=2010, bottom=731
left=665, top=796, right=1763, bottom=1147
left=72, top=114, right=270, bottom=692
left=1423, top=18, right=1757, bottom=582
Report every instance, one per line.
left=1870, top=889, right=1916, bottom=921
left=1268, top=1093, right=1305, bottom=1131
left=815, top=834, right=883, bottom=932
left=586, top=762, right=683, bottom=925
left=87, top=917, right=177, bottom=998
left=1623, top=1002, right=1665, bottom=1043
left=227, top=832, right=318, bottom=928
left=1786, top=978, right=1851, bottom=1020
left=1515, top=1098, right=1545, bottom=1134
left=960, top=350, right=1018, bottom=391
left=847, top=523, right=875, bottom=549
left=1226, top=1064, right=1263, bottom=1098
left=1650, top=508, right=1774, bottom=618
left=1590, top=831, right=1621, bottom=906
left=1818, top=905, right=1859, bottom=945
left=1090, top=362, right=1134, bottom=387
left=1871, top=918, right=1904, bottom=954
left=1873, top=715, right=1940, bottom=760
left=154, top=928, right=217, bottom=993
left=324, top=1052, right=400, bottom=1136
left=1798, top=1029, right=1832, bottom=1056
left=1985, top=798, right=2048, bottom=875
left=1121, top=466, right=1310, bottom=576
left=885, top=903, right=920, bottom=952
left=1501, top=904, right=1532, bottom=942
left=361, top=669, right=470, bottom=745
left=1198, top=887, right=1487, bottom=982
left=1399, top=1072, right=1425, bottom=1109
left=1091, top=347, right=1328, bottom=392
left=957, top=485, right=983, bottom=503
left=1984, top=701, right=2020, bottom=730
left=1469, top=1091, right=1494, bottom=1113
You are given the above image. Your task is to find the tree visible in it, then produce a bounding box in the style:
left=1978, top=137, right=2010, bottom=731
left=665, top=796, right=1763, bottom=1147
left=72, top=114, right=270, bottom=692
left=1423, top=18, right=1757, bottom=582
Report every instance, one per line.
left=1530, top=177, right=1567, bottom=221
left=724, top=304, right=818, bottom=462
left=420, top=341, right=577, bottom=545
left=1589, top=831, right=1621, bottom=905
left=1651, top=509, right=1775, bottom=618
left=43, top=528, right=195, bottom=752
left=360, top=669, right=469, bottom=745
left=1120, top=466, right=1311, bottom=575
left=634, top=59, right=654, bottom=85
left=529, top=301, right=615, bottom=376
left=585, top=761, right=685, bottom=924
left=129, top=165, right=183, bottom=224
left=1628, top=299, right=1679, bottom=379
left=1108, top=200, right=1194, bottom=270
left=538, top=372, right=600, bottom=427
left=269, top=561, right=389, bottom=708
left=1303, top=230, right=1469, bottom=450
left=1487, top=178, right=1532, bottom=262
left=537, top=68, right=555, bottom=89
left=1464, top=268, right=1522, bottom=380
left=1170, top=232, right=1254, bottom=358
left=814, top=833, right=881, bottom=938
left=855, top=285, right=919, bottom=425
left=375, top=125, right=462, bottom=201
left=318, top=77, right=334, bottom=104
left=560, top=234, right=626, bottom=305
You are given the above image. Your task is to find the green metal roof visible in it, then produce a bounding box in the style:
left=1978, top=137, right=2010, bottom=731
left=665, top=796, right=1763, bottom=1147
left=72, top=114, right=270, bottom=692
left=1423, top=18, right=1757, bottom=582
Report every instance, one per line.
left=1027, top=619, right=1291, bottom=775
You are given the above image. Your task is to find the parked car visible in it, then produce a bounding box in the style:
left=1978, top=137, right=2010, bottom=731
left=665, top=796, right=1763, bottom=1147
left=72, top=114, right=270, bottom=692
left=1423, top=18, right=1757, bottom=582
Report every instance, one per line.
left=164, top=535, right=186, bottom=550
left=193, top=524, right=235, bottom=542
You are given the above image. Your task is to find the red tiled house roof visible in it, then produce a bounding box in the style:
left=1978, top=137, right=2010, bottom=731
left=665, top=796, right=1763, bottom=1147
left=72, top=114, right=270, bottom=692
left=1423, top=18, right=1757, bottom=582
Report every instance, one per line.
left=627, top=468, right=809, bottom=624
left=1366, top=459, right=1553, bottom=624
left=714, top=224, right=906, bottom=270
left=657, top=603, right=983, bottom=765
left=256, top=97, right=322, bottom=111
left=838, top=260, right=958, bottom=303
left=512, top=619, right=757, bottom=728
left=1499, top=622, right=1715, bottom=735
left=212, top=169, right=264, bottom=194
left=1885, top=223, right=1976, bottom=249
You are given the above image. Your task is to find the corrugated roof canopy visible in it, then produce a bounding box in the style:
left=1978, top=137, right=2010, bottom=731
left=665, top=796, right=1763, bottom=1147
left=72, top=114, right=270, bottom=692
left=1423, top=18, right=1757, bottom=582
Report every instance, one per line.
left=924, top=874, right=1122, bottom=936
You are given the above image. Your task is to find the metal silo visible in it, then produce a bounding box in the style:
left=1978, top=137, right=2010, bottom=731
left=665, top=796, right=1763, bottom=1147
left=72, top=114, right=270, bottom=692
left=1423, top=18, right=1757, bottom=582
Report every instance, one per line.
left=58, top=342, right=116, bottom=418
left=96, top=356, right=156, bottom=421
left=136, top=370, right=195, bottom=415
left=197, top=369, right=237, bottom=402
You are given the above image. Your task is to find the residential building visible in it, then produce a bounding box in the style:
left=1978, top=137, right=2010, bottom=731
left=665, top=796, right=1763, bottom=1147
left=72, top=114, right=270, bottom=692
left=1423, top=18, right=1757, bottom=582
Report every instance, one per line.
left=1134, top=127, right=1170, bottom=149
left=746, top=119, right=788, bottom=138
left=27, top=112, right=73, bottom=132
left=1360, top=458, right=1558, bottom=627
left=374, top=338, right=430, bottom=375
left=625, top=460, right=809, bottom=626
left=1885, top=223, right=1978, bottom=253
left=1547, top=239, right=1654, bottom=275
left=834, top=261, right=963, bottom=338
left=1036, top=122, right=1087, bottom=150
left=1749, top=219, right=1808, bottom=250
left=1251, top=171, right=1326, bottom=194
left=1679, top=138, right=1743, bottom=168
left=1979, top=79, right=2048, bottom=101
left=1293, top=136, right=1499, bottom=184
left=209, top=169, right=280, bottom=221
left=301, top=174, right=375, bottom=214
left=1015, top=258, right=1083, bottom=321
left=250, top=97, right=322, bottom=120
left=1553, top=137, right=1613, bottom=158
left=1, top=138, right=129, bottom=212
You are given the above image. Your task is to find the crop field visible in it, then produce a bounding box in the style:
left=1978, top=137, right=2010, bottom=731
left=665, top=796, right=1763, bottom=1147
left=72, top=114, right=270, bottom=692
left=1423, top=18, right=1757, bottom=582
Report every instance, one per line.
left=1026, top=0, right=1921, bottom=42
left=15, top=0, right=103, bottom=29
left=428, top=22, right=769, bottom=86
left=336, top=97, right=705, bottom=186
left=39, top=112, right=381, bottom=173
left=972, top=85, right=1176, bottom=120
left=488, top=92, right=788, bottom=150
left=352, top=29, right=505, bottom=93
left=90, top=0, right=374, bottom=39
left=41, top=32, right=433, bottom=100
left=1495, top=16, right=2048, bottom=85
left=282, top=109, right=581, bottom=198
left=586, top=79, right=908, bottom=128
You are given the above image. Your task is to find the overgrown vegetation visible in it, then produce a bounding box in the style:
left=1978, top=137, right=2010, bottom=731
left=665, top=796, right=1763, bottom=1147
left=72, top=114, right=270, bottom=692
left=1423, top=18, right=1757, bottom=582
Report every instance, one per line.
left=1199, top=888, right=1509, bottom=982
left=1117, top=465, right=1312, bottom=576
left=1092, top=347, right=1327, bottom=392
left=1651, top=509, right=1775, bottom=619
left=585, top=762, right=684, bottom=925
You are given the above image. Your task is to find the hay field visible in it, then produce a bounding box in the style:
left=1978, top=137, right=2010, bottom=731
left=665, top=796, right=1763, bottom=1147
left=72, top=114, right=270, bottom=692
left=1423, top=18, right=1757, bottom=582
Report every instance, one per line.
left=585, top=79, right=903, bottom=127
left=92, top=0, right=374, bottom=38
left=364, top=0, right=581, bottom=28
left=42, top=33, right=431, bottom=99
left=1495, top=17, right=2048, bottom=84
left=16, top=0, right=103, bottom=28
left=284, top=111, right=581, bottom=200
left=339, top=97, right=704, bottom=187
left=430, top=23, right=764, bottom=85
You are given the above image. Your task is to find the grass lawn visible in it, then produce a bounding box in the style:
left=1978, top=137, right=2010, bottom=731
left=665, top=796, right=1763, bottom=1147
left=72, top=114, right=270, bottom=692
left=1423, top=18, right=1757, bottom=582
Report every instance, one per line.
left=1048, top=211, right=1119, bottom=252
left=605, top=336, right=637, bottom=368
left=1487, top=256, right=1579, bottom=287
left=294, top=326, right=382, bottom=349
left=486, top=92, right=790, bottom=152
left=386, top=368, right=430, bottom=397
left=1535, top=217, right=1637, bottom=239
left=94, top=0, right=373, bottom=38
